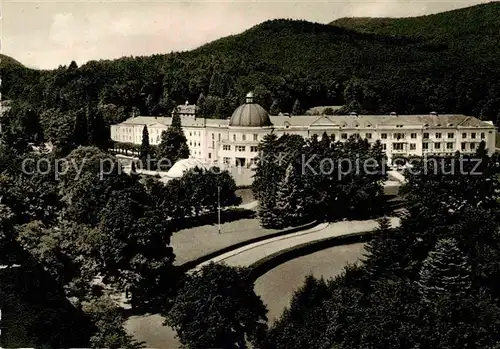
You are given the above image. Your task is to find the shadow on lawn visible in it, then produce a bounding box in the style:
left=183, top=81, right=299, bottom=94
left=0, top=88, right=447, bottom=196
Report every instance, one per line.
left=174, top=208, right=257, bottom=232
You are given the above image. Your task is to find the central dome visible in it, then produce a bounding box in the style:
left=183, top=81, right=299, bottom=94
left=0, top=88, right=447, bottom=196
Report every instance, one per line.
left=229, top=92, right=272, bottom=127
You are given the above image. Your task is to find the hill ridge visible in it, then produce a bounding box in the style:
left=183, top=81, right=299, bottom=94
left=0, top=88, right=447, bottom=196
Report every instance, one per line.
left=2, top=2, right=500, bottom=125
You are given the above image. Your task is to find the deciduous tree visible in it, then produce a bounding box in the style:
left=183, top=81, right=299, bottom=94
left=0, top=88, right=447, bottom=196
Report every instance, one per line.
left=164, top=263, right=268, bottom=348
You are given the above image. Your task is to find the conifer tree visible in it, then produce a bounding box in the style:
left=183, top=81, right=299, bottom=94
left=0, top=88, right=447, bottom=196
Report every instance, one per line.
left=291, top=99, right=302, bottom=116
left=196, top=92, right=207, bottom=117
left=266, top=275, right=330, bottom=349
left=417, top=238, right=471, bottom=303
left=259, top=196, right=279, bottom=229
left=269, top=100, right=281, bottom=115
left=319, top=132, right=331, bottom=150
left=171, top=107, right=182, bottom=129
left=254, top=133, right=281, bottom=228
left=363, top=217, right=400, bottom=282
left=208, top=66, right=226, bottom=97
left=87, top=107, right=108, bottom=150
left=157, top=109, right=189, bottom=168
left=275, top=162, right=310, bottom=228
left=73, top=109, right=88, bottom=146
left=140, top=125, right=150, bottom=166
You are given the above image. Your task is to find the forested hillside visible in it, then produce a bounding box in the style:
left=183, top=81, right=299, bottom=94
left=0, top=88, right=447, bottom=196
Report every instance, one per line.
left=332, top=2, right=500, bottom=42
left=2, top=2, right=500, bottom=150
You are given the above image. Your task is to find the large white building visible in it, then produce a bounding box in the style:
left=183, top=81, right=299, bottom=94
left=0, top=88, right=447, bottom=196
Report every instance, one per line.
left=111, top=92, right=496, bottom=166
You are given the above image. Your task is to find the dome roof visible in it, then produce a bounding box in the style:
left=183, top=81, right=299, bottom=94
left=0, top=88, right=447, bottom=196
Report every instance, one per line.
left=229, top=92, right=272, bottom=127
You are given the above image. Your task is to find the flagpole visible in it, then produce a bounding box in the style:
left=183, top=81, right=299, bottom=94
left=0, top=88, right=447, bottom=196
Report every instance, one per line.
left=217, top=185, right=221, bottom=234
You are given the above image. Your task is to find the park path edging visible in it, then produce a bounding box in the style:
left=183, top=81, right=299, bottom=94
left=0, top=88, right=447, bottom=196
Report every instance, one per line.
left=180, top=220, right=319, bottom=272
left=189, top=222, right=330, bottom=273
left=248, top=221, right=401, bottom=281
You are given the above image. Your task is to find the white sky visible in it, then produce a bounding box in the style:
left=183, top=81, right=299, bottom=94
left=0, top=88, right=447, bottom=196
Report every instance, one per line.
left=1, top=0, right=491, bottom=69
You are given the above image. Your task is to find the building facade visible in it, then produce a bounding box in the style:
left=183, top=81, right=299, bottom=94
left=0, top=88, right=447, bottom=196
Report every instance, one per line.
left=110, top=92, right=496, bottom=166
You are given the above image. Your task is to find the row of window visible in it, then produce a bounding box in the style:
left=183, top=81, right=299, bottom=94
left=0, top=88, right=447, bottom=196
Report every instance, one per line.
left=424, top=142, right=479, bottom=151
left=390, top=142, right=481, bottom=151
left=120, top=128, right=133, bottom=134
left=423, top=132, right=486, bottom=140
left=232, top=134, right=259, bottom=142
left=335, top=131, right=487, bottom=141
left=222, top=145, right=259, bottom=152
left=421, top=143, right=455, bottom=150
left=340, top=133, right=410, bottom=140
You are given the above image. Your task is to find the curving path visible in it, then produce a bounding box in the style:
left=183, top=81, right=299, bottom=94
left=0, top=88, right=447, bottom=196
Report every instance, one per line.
left=127, top=215, right=401, bottom=348
left=190, top=217, right=401, bottom=271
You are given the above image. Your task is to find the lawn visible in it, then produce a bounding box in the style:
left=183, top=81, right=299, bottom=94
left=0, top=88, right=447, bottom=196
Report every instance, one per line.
left=254, top=243, right=366, bottom=322
left=172, top=215, right=279, bottom=266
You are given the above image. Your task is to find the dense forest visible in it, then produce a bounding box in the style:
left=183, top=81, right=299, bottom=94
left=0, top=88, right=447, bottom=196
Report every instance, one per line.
left=2, top=2, right=500, bottom=149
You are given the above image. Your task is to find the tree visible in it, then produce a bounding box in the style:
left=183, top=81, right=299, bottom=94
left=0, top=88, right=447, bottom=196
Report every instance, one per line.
left=1, top=101, right=42, bottom=148
left=68, top=60, right=78, bottom=70
left=157, top=111, right=190, bottom=169
left=164, top=263, right=268, bottom=348
left=16, top=220, right=100, bottom=301
left=363, top=217, right=401, bottom=282
left=73, top=109, right=88, bottom=146
left=265, top=275, right=331, bottom=349
left=58, top=147, right=124, bottom=226
left=0, top=204, right=15, bottom=260
left=98, top=103, right=127, bottom=125
left=319, top=132, right=330, bottom=149
left=171, top=107, right=182, bottom=128
left=130, top=160, right=137, bottom=175
left=269, top=99, right=280, bottom=115
left=0, top=151, right=60, bottom=226
left=96, top=187, right=175, bottom=308
left=253, top=134, right=283, bottom=228
left=275, top=162, right=310, bottom=228
left=82, top=296, right=144, bottom=349
left=196, top=92, right=207, bottom=117
left=139, top=125, right=150, bottom=166
left=40, top=108, right=76, bottom=154
left=176, top=167, right=240, bottom=218
left=323, top=107, right=334, bottom=115
left=291, top=99, right=302, bottom=116
left=87, top=108, right=109, bottom=150
left=417, top=238, right=472, bottom=303
left=352, top=278, right=424, bottom=349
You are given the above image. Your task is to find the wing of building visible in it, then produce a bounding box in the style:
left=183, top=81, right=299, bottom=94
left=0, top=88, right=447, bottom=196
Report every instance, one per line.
left=111, top=92, right=497, bottom=167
